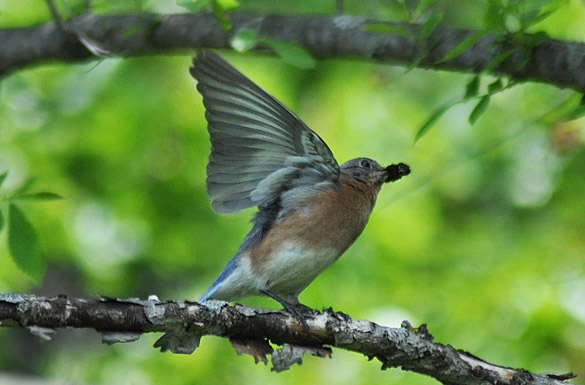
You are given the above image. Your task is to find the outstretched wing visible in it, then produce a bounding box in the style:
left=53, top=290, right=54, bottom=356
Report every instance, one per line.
left=190, top=51, right=340, bottom=214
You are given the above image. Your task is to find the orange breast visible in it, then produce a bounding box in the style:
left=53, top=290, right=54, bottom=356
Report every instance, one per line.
left=249, top=174, right=380, bottom=272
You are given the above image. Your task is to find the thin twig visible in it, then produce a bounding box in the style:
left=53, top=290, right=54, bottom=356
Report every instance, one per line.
left=45, top=0, right=67, bottom=31
left=336, top=0, right=344, bottom=14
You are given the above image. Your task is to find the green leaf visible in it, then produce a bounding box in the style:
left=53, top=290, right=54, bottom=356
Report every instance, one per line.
left=413, top=0, right=438, bottom=19
left=122, top=26, right=143, bottom=38
left=363, top=23, right=409, bottom=35
left=14, top=192, right=63, bottom=202
left=483, top=2, right=506, bottom=32
left=0, top=210, right=4, bottom=234
left=15, top=177, right=36, bottom=195
left=0, top=171, right=7, bottom=188
left=537, top=92, right=582, bottom=123
left=420, top=11, right=443, bottom=40
left=525, top=31, right=548, bottom=48
left=230, top=28, right=258, bottom=52
left=488, top=78, right=503, bottom=94
left=504, top=14, right=521, bottom=33
left=176, top=0, right=211, bottom=12
left=469, top=95, right=490, bottom=125
left=263, top=40, right=316, bottom=69
left=209, top=0, right=239, bottom=31
left=522, top=9, right=557, bottom=30
left=438, top=31, right=485, bottom=63
left=404, top=55, right=424, bottom=73
left=214, top=0, right=239, bottom=12
left=485, top=49, right=513, bottom=72
left=562, top=103, right=585, bottom=121
left=464, top=75, right=480, bottom=99
left=211, top=1, right=232, bottom=30
left=415, top=103, right=453, bottom=142
left=8, top=204, right=46, bottom=282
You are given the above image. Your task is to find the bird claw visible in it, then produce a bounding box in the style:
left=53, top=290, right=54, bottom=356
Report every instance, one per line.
left=282, top=303, right=311, bottom=332
left=281, top=302, right=320, bottom=333
left=260, top=290, right=316, bottom=333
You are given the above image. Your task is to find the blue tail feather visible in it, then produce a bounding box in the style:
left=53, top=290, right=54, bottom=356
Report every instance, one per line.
left=199, top=253, right=240, bottom=301
left=199, top=209, right=272, bottom=301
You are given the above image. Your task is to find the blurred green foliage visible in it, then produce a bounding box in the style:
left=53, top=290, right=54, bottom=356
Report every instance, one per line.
left=1, top=1, right=585, bottom=384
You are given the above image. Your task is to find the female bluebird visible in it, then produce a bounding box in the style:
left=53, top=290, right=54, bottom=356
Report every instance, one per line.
left=190, top=51, right=410, bottom=316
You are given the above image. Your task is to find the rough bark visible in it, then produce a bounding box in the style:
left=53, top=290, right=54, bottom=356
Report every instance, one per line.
left=0, top=293, right=577, bottom=385
left=1, top=12, right=585, bottom=93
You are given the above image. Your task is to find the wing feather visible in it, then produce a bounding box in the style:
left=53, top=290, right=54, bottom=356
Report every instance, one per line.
left=191, top=51, right=340, bottom=214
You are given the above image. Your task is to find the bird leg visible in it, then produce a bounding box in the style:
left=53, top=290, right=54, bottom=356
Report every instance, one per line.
left=260, top=290, right=315, bottom=332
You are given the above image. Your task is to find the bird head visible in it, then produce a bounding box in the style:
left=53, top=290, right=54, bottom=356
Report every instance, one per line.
left=341, top=157, right=410, bottom=185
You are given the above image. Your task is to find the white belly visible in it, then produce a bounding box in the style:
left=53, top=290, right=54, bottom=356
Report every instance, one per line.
left=207, top=242, right=340, bottom=302
left=258, top=241, right=340, bottom=295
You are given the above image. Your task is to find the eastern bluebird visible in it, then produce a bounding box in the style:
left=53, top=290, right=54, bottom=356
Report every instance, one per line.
left=190, top=51, right=410, bottom=318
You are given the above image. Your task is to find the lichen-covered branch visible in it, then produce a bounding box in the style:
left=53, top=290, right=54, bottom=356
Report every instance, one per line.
left=1, top=12, right=585, bottom=92
left=0, top=293, right=576, bottom=385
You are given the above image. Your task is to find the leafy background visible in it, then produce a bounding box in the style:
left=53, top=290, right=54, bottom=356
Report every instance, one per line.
left=1, top=0, right=585, bottom=384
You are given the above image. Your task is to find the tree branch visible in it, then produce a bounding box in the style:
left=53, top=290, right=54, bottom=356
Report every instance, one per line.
left=0, top=293, right=576, bottom=385
left=1, top=12, right=585, bottom=93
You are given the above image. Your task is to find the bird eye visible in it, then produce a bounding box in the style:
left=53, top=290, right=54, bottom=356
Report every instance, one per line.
left=359, top=159, right=371, bottom=169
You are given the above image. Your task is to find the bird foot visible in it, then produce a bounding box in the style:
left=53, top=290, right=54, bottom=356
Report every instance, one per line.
left=260, top=290, right=316, bottom=333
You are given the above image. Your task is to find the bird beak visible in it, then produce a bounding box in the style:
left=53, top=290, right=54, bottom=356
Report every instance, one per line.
left=383, top=163, right=411, bottom=183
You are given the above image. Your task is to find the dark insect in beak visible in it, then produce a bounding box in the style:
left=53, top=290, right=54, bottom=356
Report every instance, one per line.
left=384, top=163, right=411, bottom=183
